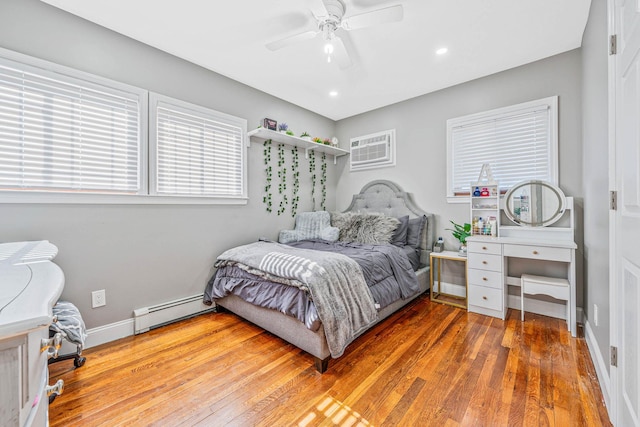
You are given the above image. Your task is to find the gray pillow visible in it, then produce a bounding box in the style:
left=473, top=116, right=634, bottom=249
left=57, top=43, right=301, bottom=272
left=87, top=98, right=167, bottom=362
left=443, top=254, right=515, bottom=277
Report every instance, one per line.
left=278, top=211, right=340, bottom=244
left=406, top=215, right=427, bottom=249
left=390, top=215, right=409, bottom=247
left=331, top=212, right=400, bottom=245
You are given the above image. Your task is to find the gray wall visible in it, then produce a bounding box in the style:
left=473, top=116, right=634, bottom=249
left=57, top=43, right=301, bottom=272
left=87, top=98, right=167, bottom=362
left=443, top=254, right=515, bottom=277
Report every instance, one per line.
left=335, top=50, right=584, bottom=263
left=581, top=0, right=610, bottom=372
left=0, top=0, right=338, bottom=328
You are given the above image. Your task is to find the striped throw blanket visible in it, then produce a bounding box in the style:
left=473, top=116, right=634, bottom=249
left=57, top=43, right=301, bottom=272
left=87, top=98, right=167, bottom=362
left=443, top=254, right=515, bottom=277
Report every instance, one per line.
left=214, top=241, right=378, bottom=358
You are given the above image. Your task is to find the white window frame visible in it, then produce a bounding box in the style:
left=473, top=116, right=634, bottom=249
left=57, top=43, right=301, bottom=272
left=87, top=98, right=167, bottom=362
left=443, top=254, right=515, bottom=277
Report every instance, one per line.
left=446, top=96, right=558, bottom=203
left=0, top=48, right=148, bottom=203
left=0, top=48, right=248, bottom=205
left=149, top=93, right=247, bottom=201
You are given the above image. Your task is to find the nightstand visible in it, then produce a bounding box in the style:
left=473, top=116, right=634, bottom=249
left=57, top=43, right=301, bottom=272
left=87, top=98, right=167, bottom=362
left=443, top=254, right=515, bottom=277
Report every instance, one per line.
left=429, top=251, right=467, bottom=309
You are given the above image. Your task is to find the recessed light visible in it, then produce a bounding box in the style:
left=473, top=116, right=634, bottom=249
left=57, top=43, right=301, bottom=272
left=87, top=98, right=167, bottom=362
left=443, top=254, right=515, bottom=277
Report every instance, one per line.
left=436, top=47, right=448, bottom=55
left=329, top=91, right=339, bottom=97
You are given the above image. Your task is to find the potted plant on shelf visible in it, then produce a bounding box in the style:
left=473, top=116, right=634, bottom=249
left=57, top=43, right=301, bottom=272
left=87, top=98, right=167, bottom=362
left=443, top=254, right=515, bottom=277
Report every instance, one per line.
left=278, top=122, right=288, bottom=133
left=323, top=138, right=331, bottom=145
left=312, top=137, right=323, bottom=144
left=446, top=220, right=471, bottom=256
left=286, top=129, right=294, bottom=136
left=300, top=132, right=311, bottom=141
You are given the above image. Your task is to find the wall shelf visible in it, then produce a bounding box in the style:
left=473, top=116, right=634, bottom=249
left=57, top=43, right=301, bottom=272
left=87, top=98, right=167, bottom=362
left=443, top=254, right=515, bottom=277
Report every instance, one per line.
left=247, top=128, right=349, bottom=164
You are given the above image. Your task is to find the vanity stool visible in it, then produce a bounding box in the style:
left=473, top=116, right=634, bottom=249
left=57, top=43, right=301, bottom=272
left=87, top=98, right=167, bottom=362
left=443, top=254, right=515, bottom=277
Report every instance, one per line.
left=521, top=274, right=570, bottom=330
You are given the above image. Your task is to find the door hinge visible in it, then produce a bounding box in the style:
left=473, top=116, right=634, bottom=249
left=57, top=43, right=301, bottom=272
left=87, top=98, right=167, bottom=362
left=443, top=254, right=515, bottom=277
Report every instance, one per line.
left=610, top=190, right=617, bottom=210
left=610, top=34, right=617, bottom=55
left=611, top=346, right=618, bottom=367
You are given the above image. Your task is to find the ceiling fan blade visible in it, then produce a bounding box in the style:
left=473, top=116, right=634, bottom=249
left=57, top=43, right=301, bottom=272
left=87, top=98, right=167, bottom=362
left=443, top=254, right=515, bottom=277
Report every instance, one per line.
left=309, top=0, right=330, bottom=20
left=266, top=30, right=319, bottom=51
left=331, top=36, right=353, bottom=70
left=341, top=4, right=403, bottom=31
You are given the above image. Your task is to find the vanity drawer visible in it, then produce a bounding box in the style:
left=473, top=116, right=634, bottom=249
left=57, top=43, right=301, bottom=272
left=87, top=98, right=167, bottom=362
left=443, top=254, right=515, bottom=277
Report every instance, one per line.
left=468, top=268, right=502, bottom=289
left=467, top=253, right=502, bottom=272
left=468, top=285, right=502, bottom=311
left=503, top=244, right=572, bottom=262
left=467, top=241, right=501, bottom=255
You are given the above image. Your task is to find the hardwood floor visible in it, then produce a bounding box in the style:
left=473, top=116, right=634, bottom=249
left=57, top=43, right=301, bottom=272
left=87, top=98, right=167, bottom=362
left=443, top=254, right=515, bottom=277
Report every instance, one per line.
left=49, top=295, right=611, bottom=426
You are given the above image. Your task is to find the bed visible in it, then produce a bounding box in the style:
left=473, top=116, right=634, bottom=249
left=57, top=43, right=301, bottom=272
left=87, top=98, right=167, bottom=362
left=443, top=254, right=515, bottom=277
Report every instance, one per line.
left=203, top=180, right=435, bottom=373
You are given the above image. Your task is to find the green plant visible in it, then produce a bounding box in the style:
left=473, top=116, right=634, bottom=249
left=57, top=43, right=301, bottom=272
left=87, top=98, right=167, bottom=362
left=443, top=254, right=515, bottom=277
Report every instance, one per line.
left=309, top=150, right=316, bottom=210
left=320, top=153, right=327, bottom=211
left=447, top=220, right=471, bottom=244
left=300, top=131, right=310, bottom=138
left=277, top=144, right=288, bottom=215
left=323, top=138, right=331, bottom=145
left=290, top=147, right=300, bottom=217
left=286, top=130, right=294, bottom=136
left=312, top=137, right=322, bottom=143
left=262, top=140, right=273, bottom=213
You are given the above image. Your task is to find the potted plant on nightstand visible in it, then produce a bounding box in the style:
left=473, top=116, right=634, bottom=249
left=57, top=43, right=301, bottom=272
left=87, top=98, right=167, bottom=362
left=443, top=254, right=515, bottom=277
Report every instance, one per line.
left=447, top=220, right=471, bottom=257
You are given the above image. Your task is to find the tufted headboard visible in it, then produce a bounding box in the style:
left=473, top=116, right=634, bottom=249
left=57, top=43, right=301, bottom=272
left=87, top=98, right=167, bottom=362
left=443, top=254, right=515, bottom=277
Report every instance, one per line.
left=344, top=180, right=435, bottom=266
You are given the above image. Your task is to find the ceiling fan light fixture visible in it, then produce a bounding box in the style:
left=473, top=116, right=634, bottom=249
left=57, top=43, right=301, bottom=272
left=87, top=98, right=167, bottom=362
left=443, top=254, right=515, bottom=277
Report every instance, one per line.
left=324, top=41, right=334, bottom=62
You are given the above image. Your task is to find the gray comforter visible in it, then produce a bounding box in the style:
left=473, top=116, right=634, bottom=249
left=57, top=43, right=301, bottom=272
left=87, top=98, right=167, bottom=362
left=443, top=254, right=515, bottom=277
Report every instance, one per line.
left=204, top=239, right=420, bottom=357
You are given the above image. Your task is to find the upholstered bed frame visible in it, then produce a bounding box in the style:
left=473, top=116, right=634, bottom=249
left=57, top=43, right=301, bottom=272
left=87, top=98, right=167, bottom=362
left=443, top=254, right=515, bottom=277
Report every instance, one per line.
left=214, top=180, right=435, bottom=373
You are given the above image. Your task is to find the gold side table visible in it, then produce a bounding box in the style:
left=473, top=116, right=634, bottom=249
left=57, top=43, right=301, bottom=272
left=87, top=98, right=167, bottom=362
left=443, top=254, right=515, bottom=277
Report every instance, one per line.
left=429, top=250, right=468, bottom=309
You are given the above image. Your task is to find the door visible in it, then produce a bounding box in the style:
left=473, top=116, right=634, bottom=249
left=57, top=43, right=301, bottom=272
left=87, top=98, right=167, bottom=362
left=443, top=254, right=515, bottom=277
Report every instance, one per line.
left=611, top=0, right=640, bottom=425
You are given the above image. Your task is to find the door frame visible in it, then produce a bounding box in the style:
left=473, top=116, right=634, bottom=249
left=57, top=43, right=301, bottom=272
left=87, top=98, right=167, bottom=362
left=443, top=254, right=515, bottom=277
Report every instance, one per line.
left=607, top=0, right=618, bottom=424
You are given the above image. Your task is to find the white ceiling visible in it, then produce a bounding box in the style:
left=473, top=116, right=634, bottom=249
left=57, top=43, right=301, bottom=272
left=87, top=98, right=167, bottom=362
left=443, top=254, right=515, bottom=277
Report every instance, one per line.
left=40, top=0, right=591, bottom=121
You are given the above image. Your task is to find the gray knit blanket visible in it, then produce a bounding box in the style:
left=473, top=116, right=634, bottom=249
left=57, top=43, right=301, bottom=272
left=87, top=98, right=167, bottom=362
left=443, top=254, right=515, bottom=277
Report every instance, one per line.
left=50, top=301, right=87, bottom=347
left=214, top=241, right=378, bottom=358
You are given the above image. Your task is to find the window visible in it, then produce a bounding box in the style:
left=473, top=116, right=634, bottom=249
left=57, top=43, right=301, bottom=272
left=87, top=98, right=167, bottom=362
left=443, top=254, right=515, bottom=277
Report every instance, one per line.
left=149, top=94, right=246, bottom=198
left=0, top=48, right=247, bottom=204
left=0, top=54, right=146, bottom=195
left=446, top=96, right=558, bottom=202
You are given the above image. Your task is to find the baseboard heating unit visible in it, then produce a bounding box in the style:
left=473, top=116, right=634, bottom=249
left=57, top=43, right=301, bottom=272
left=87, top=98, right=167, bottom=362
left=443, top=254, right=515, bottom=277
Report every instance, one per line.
left=133, top=294, right=214, bottom=334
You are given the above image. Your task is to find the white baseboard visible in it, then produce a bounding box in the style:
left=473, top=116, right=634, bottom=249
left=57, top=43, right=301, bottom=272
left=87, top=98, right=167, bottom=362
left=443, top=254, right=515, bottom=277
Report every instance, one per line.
left=434, top=281, right=466, bottom=298
left=507, top=294, right=584, bottom=323
left=57, top=294, right=214, bottom=354
left=584, top=319, right=612, bottom=416
left=59, top=318, right=134, bottom=354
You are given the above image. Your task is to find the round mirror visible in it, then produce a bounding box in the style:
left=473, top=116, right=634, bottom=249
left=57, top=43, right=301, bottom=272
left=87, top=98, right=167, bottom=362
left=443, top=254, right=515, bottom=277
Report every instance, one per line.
left=504, top=180, right=566, bottom=227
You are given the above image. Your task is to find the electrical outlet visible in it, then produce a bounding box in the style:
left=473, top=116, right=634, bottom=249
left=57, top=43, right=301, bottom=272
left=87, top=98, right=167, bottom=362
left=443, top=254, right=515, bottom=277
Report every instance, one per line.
left=593, top=303, right=599, bottom=327
left=92, top=289, right=106, bottom=308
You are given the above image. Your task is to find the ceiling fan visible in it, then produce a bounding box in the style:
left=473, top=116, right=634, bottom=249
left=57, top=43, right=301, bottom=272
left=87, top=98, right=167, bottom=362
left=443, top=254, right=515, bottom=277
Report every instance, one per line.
left=266, top=0, right=404, bottom=70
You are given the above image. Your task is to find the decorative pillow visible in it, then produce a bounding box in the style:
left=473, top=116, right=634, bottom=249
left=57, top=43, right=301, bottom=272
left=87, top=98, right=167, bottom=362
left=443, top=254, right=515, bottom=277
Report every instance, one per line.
left=390, top=215, right=409, bottom=247
left=278, top=211, right=339, bottom=244
left=406, top=215, right=427, bottom=249
left=331, top=212, right=400, bottom=245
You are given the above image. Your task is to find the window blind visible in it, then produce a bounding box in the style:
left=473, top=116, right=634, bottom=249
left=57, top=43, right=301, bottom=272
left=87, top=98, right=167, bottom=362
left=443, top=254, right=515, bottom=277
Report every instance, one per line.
left=0, top=60, right=142, bottom=194
left=154, top=101, right=245, bottom=197
left=450, top=104, right=553, bottom=195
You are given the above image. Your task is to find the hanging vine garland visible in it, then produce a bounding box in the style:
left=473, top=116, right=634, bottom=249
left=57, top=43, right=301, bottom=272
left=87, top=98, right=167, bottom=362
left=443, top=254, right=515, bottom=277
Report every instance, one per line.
left=320, top=152, right=327, bottom=211
left=309, top=150, right=317, bottom=211
left=277, top=143, right=288, bottom=216
left=262, top=139, right=272, bottom=213
left=290, top=147, right=300, bottom=217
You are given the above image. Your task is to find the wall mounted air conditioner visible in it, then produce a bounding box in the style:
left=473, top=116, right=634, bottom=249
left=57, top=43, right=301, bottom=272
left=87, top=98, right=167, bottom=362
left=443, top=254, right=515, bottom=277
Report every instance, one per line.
left=350, top=129, right=396, bottom=171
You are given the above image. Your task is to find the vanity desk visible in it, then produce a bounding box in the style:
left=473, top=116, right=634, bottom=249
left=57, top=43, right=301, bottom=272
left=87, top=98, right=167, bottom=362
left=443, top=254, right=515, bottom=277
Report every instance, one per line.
left=466, top=181, right=578, bottom=337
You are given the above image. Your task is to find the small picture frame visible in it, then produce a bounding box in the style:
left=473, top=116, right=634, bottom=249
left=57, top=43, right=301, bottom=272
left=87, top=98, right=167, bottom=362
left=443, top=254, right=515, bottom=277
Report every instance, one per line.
left=263, top=118, right=277, bottom=131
